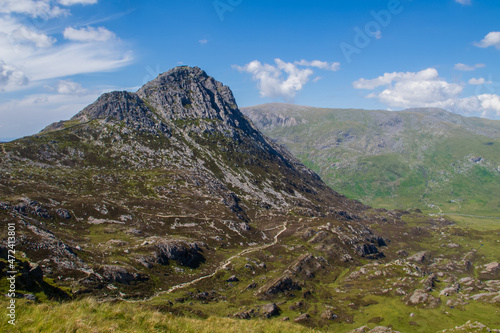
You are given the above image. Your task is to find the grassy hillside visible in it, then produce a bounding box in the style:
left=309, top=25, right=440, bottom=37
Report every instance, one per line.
left=242, top=104, right=500, bottom=219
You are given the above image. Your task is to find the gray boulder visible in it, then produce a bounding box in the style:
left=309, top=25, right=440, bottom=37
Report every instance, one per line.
left=261, top=303, right=281, bottom=318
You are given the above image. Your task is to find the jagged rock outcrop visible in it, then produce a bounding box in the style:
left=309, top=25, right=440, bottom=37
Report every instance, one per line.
left=98, top=265, right=148, bottom=285
left=406, top=289, right=441, bottom=308
left=154, top=240, right=207, bottom=268
left=259, top=275, right=302, bottom=295
left=261, top=303, right=281, bottom=318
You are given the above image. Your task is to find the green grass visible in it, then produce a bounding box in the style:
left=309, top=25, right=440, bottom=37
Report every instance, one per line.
left=333, top=295, right=500, bottom=333
left=445, top=215, right=500, bottom=231
left=0, top=298, right=318, bottom=333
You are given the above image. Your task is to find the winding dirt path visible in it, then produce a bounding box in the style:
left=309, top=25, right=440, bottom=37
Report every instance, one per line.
left=165, top=220, right=288, bottom=294
left=103, top=220, right=289, bottom=303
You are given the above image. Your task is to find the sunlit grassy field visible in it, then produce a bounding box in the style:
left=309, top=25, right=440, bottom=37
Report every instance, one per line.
left=0, top=298, right=317, bottom=333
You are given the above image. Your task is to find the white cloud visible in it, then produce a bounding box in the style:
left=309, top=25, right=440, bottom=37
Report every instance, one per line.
left=0, top=16, right=56, bottom=48
left=55, top=79, right=87, bottom=94
left=353, top=68, right=463, bottom=108
left=475, top=31, right=500, bottom=49
left=58, top=0, right=98, bottom=5
left=23, top=44, right=133, bottom=81
left=234, top=59, right=314, bottom=100
left=13, top=26, right=56, bottom=48
left=234, top=58, right=340, bottom=100
left=0, top=0, right=134, bottom=140
left=63, top=26, right=116, bottom=42
left=353, top=68, right=444, bottom=90
left=353, top=68, right=500, bottom=118
left=199, top=39, right=208, bottom=45
left=453, top=94, right=500, bottom=117
left=468, top=77, right=492, bottom=85
left=0, top=0, right=68, bottom=18
left=294, top=60, right=340, bottom=71
left=455, top=0, right=471, bottom=4
left=0, top=60, right=29, bottom=90
left=454, top=63, right=485, bottom=71
left=0, top=10, right=131, bottom=92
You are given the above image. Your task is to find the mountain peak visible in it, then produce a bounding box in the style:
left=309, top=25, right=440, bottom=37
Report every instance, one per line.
left=136, top=65, right=241, bottom=125
left=42, top=66, right=249, bottom=136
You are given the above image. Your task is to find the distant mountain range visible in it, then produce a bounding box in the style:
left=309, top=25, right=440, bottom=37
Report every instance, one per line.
left=242, top=103, right=500, bottom=217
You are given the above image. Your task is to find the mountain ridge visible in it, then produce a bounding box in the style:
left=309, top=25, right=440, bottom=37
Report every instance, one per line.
left=241, top=103, right=500, bottom=215
left=242, top=103, right=500, bottom=138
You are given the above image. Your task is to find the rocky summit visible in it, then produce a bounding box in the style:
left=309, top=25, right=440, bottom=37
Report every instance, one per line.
left=1, top=67, right=499, bottom=332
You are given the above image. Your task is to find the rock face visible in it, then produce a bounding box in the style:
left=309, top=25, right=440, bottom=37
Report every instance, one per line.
left=99, top=265, right=147, bottom=285
left=155, top=241, right=206, bottom=268
left=136, top=67, right=247, bottom=134
left=406, top=289, right=441, bottom=308
left=260, top=275, right=302, bottom=295
left=261, top=303, right=281, bottom=318
left=321, top=309, right=338, bottom=320
left=479, top=262, right=500, bottom=279
left=407, top=251, right=430, bottom=264
left=294, top=313, right=311, bottom=323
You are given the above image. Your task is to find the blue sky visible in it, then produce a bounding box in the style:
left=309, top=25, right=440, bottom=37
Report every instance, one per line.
left=1, top=0, right=500, bottom=140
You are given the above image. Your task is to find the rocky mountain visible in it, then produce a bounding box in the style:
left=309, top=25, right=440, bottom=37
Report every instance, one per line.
left=242, top=103, right=500, bottom=218
left=1, top=69, right=499, bottom=332
left=0, top=66, right=370, bottom=296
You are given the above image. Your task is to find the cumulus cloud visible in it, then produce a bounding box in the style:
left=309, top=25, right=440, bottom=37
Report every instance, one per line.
left=454, top=63, right=485, bottom=71
left=453, top=94, right=500, bottom=118
left=352, top=68, right=464, bottom=109
left=353, top=68, right=448, bottom=90
left=353, top=68, right=500, bottom=118
left=234, top=59, right=314, bottom=100
left=455, top=0, right=471, bottom=4
left=234, top=58, right=340, bottom=100
left=468, top=77, right=492, bottom=85
left=198, top=39, right=208, bottom=45
left=63, top=26, right=116, bottom=42
left=475, top=31, right=500, bottom=49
